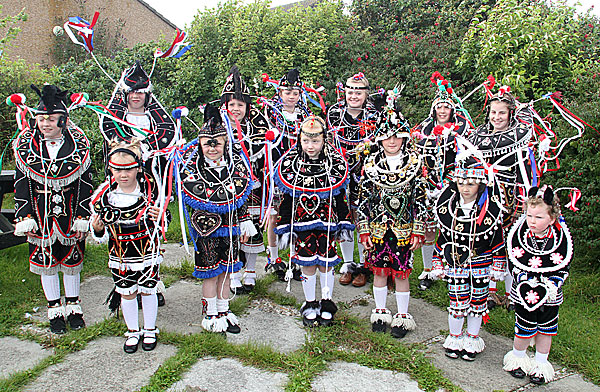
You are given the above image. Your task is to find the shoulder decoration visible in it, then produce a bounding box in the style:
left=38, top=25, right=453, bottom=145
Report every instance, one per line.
left=363, top=150, right=421, bottom=190
left=274, top=145, right=349, bottom=199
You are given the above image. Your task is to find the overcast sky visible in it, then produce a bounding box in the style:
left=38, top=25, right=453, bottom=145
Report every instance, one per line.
left=146, top=0, right=598, bottom=29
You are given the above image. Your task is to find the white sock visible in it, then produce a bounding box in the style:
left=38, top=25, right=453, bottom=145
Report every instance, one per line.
left=230, top=272, right=242, bottom=288
left=41, top=274, right=61, bottom=302
left=268, top=246, right=278, bottom=260
left=395, top=291, right=410, bottom=314
left=205, top=296, right=217, bottom=316
left=121, top=297, right=139, bottom=331
left=216, top=298, right=229, bottom=313
left=421, top=244, right=434, bottom=270
left=505, top=273, right=514, bottom=294
left=141, top=294, right=157, bottom=330
left=373, top=286, right=388, bottom=309
left=245, top=252, right=257, bottom=271
left=448, top=314, right=465, bottom=336
left=357, top=241, right=365, bottom=264
left=340, top=240, right=355, bottom=264
left=467, top=314, right=482, bottom=336
left=63, top=273, right=80, bottom=298
left=513, top=347, right=527, bottom=358
left=535, top=351, right=549, bottom=364
left=319, top=269, right=335, bottom=300
left=302, top=273, right=317, bottom=302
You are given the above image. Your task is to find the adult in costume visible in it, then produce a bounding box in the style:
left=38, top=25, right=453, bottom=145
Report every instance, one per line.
left=13, top=84, right=93, bottom=334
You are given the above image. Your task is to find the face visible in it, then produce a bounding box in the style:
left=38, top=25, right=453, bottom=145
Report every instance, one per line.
left=489, top=101, right=510, bottom=132
left=201, top=136, right=226, bottom=161
left=110, top=165, right=139, bottom=191
left=526, top=203, right=555, bottom=235
left=457, top=182, right=480, bottom=204
left=435, top=103, right=453, bottom=125
left=381, top=135, right=404, bottom=156
left=127, top=91, right=147, bottom=112
left=36, top=114, right=64, bottom=139
left=300, top=133, right=324, bottom=159
left=279, top=89, right=300, bottom=109
left=345, top=81, right=368, bottom=109
left=227, top=99, right=247, bottom=122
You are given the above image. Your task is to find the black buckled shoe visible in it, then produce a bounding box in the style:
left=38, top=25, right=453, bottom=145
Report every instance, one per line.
left=124, top=331, right=140, bottom=354
left=141, top=329, right=158, bottom=351
left=419, top=277, right=433, bottom=291
left=157, top=292, right=165, bottom=307
left=300, top=300, right=320, bottom=327
left=445, top=348, right=461, bottom=359
left=318, top=299, right=338, bottom=327
left=65, top=302, right=85, bottom=330
left=49, top=316, right=67, bottom=334
left=461, top=350, right=477, bottom=361
left=509, top=368, right=526, bottom=379
left=371, top=320, right=387, bottom=333
left=530, top=374, right=547, bottom=385
left=390, top=325, right=408, bottom=339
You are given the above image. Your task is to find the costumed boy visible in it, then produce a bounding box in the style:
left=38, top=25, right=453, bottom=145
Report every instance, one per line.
left=176, top=104, right=256, bottom=333
left=327, top=72, right=381, bottom=288
left=12, top=84, right=93, bottom=334
left=502, top=186, right=572, bottom=385
left=91, top=139, right=167, bottom=353
left=274, top=116, right=353, bottom=327
left=431, top=153, right=507, bottom=361
left=357, top=92, right=426, bottom=338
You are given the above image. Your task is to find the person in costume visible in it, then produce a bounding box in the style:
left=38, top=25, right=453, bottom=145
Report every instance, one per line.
left=274, top=116, right=353, bottom=327
left=327, top=73, right=381, bottom=288
left=90, top=140, right=167, bottom=353
left=177, top=104, right=256, bottom=333
left=264, top=68, right=311, bottom=282
left=220, top=65, right=269, bottom=294
left=468, top=86, right=534, bottom=310
left=431, top=155, right=507, bottom=361
left=357, top=93, right=426, bottom=338
left=13, top=84, right=93, bottom=334
left=414, top=73, right=473, bottom=291
left=502, top=186, right=572, bottom=385
left=100, top=60, right=176, bottom=307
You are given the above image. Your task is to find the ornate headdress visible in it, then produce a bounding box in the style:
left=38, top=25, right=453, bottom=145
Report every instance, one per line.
left=299, top=115, right=326, bottom=138
left=454, top=157, right=488, bottom=185
left=117, top=61, right=152, bottom=93
left=198, top=104, right=227, bottom=139
left=279, top=68, right=303, bottom=90
left=374, top=88, right=410, bottom=141
left=345, top=72, right=370, bottom=90
left=221, top=65, right=250, bottom=100
left=429, top=72, right=457, bottom=118
left=31, top=84, right=69, bottom=115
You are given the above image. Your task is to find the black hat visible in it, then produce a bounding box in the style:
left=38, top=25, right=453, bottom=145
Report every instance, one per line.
left=118, top=61, right=152, bottom=93
left=221, top=65, right=250, bottom=101
left=374, top=90, right=410, bottom=141
left=279, top=68, right=302, bottom=90
left=31, top=84, right=69, bottom=115
left=198, top=104, right=227, bottom=139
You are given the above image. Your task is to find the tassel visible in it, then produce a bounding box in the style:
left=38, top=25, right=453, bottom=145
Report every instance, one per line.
left=105, top=286, right=121, bottom=313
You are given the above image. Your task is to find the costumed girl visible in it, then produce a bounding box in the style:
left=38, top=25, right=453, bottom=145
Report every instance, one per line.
left=263, top=68, right=312, bottom=282
left=274, top=116, right=353, bottom=327
left=220, top=66, right=269, bottom=294
left=12, top=84, right=93, bottom=334
left=414, top=72, right=474, bottom=291
left=502, top=185, right=573, bottom=385
left=431, top=153, right=507, bottom=361
left=176, top=104, right=256, bottom=333
left=90, top=139, right=168, bottom=353
left=327, top=72, right=381, bottom=288
left=357, top=91, right=426, bottom=338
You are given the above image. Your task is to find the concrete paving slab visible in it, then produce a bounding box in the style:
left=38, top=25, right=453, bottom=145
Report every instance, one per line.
left=312, top=361, right=424, bottom=392
left=531, top=373, right=600, bottom=392
left=23, top=337, right=176, bottom=392
left=0, top=337, right=52, bottom=379
left=167, top=357, right=288, bottom=392
left=227, top=298, right=306, bottom=353
left=156, top=279, right=205, bottom=334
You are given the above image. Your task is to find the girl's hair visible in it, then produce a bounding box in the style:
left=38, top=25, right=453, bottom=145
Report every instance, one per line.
left=345, top=75, right=370, bottom=89
left=220, top=94, right=251, bottom=119
left=107, top=138, right=142, bottom=165
left=526, top=195, right=560, bottom=220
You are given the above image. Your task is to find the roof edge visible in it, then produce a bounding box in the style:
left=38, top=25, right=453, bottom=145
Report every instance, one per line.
left=135, top=0, right=180, bottom=30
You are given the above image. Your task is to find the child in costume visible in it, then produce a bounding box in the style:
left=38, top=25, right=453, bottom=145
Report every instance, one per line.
left=502, top=186, right=572, bottom=384
left=357, top=93, right=426, bottom=338
left=275, top=116, right=353, bottom=327
left=431, top=154, right=506, bottom=361
left=13, top=84, right=93, bottom=334
left=177, top=105, right=256, bottom=333
left=91, top=140, right=167, bottom=353
left=327, top=73, right=381, bottom=288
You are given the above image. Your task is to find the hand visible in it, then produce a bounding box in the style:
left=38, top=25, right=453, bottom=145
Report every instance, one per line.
left=409, top=234, right=424, bottom=251
left=360, top=234, right=373, bottom=250
left=490, top=276, right=498, bottom=282
left=25, top=231, right=36, bottom=239
left=91, top=214, right=105, bottom=232
left=147, top=206, right=161, bottom=221
left=74, top=231, right=87, bottom=240
left=240, top=233, right=249, bottom=243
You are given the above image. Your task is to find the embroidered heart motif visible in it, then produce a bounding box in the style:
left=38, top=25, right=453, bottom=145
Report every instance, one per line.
left=299, top=193, right=320, bottom=216
left=191, top=211, right=222, bottom=236
left=382, top=194, right=407, bottom=218
left=517, top=280, right=549, bottom=312
left=441, top=243, right=470, bottom=266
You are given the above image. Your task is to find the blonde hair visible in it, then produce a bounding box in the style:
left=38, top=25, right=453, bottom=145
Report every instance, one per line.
left=526, top=196, right=560, bottom=220
left=108, top=138, right=142, bottom=165
left=346, top=76, right=369, bottom=89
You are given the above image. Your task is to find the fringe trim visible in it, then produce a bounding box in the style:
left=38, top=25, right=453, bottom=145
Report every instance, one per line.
left=48, top=305, right=65, bottom=320
left=27, top=223, right=79, bottom=247
left=107, top=255, right=163, bottom=271
left=65, top=303, right=83, bottom=316
left=443, top=334, right=464, bottom=351
left=16, top=152, right=91, bottom=189
left=180, top=177, right=253, bottom=215
left=391, top=313, right=416, bottom=330
left=90, top=227, right=109, bottom=243
left=14, top=219, right=39, bottom=236
left=138, top=286, right=158, bottom=295
left=277, top=231, right=297, bottom=249
left=370, top=309, right=392, bottom=325
left=490, top=269, right=507, bottom=281
left=239, top=220, right=258, bottom=237
left=224, top=311, right=239, bottom=326
left=274, top=168, right=349, bottom=199
left=156, top=281, right=166, bottom=294
left=72, top=219, right=89, bottom=233
left=463, top=334, right=485, bottom=354
left=530, top=361, right=555, bottom=382
left=503, top=351, right=534, bottom=374
left=192, top=261, right=243, bottom=280
left=417, top=270, right=430, bottom=280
